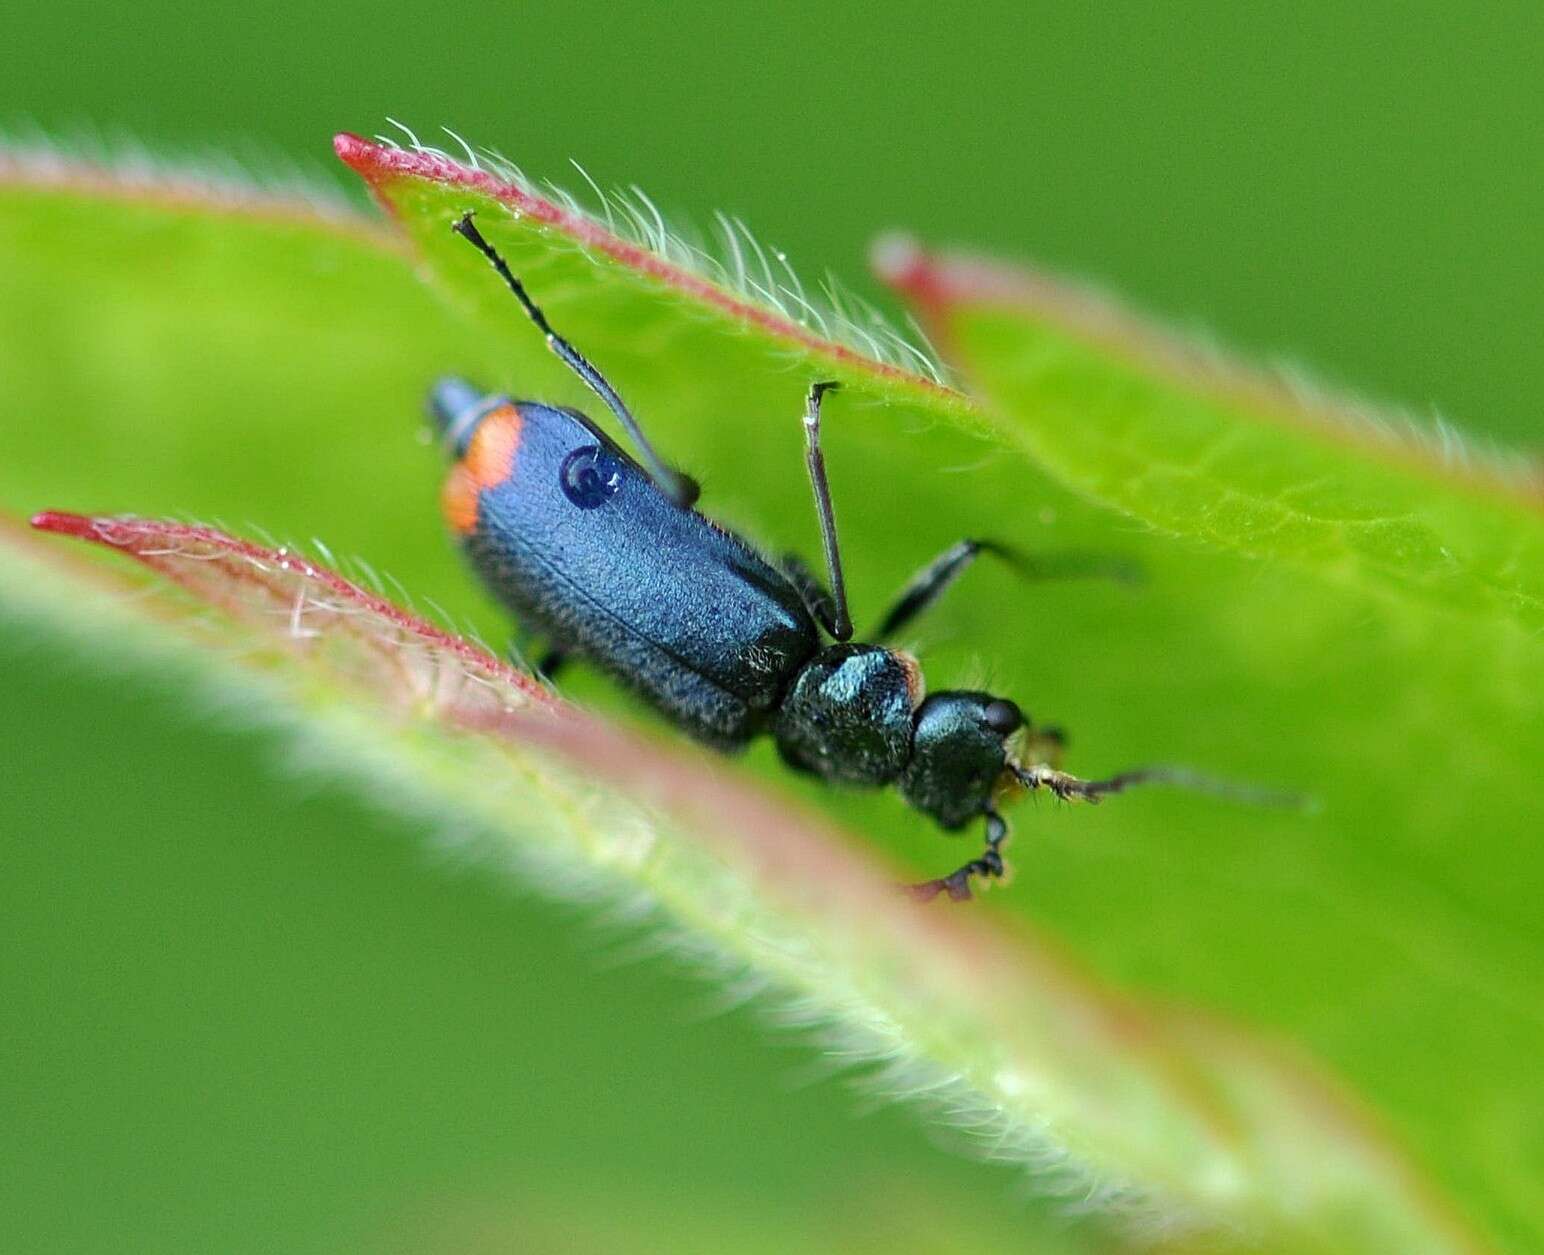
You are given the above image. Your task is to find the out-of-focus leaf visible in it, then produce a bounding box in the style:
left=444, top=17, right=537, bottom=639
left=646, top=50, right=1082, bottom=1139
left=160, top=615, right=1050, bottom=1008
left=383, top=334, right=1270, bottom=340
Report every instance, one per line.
left=2, top=136, right=1527, bottom=1249
left=339, top=134, right=1543, bottom=1248
left=875, top=239, right=1544, bottom=630
left=7, top=510, right=1472, bottom=1254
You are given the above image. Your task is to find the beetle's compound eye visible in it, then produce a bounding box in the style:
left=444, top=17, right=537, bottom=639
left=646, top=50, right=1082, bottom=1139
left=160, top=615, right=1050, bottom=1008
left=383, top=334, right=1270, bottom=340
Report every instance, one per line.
left=560, top=445, right=624, bottom=508
left=982, top=698, right=1023, bottom=736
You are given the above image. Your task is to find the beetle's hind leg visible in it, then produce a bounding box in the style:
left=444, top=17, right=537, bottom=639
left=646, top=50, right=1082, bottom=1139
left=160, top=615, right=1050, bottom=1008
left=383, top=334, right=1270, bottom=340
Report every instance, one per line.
left=908, top=810, right=1010, bottom=903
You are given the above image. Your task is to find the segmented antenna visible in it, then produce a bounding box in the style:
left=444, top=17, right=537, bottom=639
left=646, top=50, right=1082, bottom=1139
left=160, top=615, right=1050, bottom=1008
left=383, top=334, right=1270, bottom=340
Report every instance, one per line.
left=451, top=212, right=698, bottom=508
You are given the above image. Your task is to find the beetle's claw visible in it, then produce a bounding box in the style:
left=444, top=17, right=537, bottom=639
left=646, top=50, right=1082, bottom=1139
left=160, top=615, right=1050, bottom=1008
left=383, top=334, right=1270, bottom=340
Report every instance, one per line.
left=905, top=854, right=1004, bottom=904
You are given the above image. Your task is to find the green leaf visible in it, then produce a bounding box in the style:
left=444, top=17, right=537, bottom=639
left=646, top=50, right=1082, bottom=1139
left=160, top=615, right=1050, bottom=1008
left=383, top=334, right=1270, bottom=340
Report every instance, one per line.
left=2, top=135, right=1529, bottom=1251
left=874, top=241, right=1544, bottom=1250
left=874, top=239, right=1544, bottom=632
left=4, top=507, right=1466, bottom=1255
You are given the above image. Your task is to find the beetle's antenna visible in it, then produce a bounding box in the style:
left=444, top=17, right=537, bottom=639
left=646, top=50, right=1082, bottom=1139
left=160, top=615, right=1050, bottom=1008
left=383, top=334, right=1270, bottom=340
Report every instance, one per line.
left=1012, top=762, right=1309, bottom=810
left=451, top=212, right=698, bottom=508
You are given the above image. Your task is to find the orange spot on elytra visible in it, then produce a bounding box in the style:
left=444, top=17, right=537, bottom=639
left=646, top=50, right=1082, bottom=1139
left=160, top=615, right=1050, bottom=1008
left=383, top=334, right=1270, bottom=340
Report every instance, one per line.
left=441, top=405, right=524, bottom=534
left=442, top=464, right=481, bottom=533
left=467, top=405, right=523, bottom=488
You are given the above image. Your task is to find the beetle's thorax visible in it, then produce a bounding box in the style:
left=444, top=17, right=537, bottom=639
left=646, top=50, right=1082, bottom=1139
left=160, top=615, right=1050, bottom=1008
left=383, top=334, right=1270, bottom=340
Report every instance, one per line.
left=899, top=691, right=1022, bottom=829
left=771, top=644, right=922, bottom=786
left=770, top=649, right=1025, bottom=831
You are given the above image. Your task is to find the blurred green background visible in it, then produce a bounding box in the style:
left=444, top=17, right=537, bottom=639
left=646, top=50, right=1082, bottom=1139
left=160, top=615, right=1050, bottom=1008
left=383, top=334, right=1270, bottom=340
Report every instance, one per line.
left=4, top=4, right=1541, bottom=1252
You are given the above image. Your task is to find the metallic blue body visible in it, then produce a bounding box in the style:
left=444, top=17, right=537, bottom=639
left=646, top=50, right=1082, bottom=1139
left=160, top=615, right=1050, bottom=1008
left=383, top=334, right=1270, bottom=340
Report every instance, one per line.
left=459, top=397, right=818, bottom=748
left=424, top=215, right=1162, bottom=902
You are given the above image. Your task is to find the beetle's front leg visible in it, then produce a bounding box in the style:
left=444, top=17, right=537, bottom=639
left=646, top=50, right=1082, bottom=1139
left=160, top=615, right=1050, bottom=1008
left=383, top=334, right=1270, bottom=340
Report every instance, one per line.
left=907, top=810, right=1009, bottom=903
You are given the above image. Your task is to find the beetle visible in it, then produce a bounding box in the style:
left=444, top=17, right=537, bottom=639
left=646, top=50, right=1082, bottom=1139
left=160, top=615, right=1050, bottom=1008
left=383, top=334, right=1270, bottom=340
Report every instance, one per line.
left=430, top=212, right=1249, bottom=900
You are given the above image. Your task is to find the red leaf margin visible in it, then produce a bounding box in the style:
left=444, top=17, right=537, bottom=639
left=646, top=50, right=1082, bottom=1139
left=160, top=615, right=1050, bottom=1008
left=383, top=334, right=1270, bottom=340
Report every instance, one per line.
left=18, top=507, right=1480, bottom=1251
left=333, top=133, right=959, bottom=406
left=873, top=235, right=1544, bottom=514
left=22, top=512, right=951, bottom=918
left=0, top=142, right=396, bottom=250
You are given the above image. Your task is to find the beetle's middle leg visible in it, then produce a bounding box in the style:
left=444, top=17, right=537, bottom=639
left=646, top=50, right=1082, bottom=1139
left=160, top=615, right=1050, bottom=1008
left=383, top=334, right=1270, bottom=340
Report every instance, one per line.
left=875, top=540, right=1139, bottom=642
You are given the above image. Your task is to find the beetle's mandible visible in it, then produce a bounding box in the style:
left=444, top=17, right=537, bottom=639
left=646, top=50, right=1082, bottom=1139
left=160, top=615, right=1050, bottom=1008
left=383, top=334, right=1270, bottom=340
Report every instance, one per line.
left=428, top=211, right=1250, bottom=901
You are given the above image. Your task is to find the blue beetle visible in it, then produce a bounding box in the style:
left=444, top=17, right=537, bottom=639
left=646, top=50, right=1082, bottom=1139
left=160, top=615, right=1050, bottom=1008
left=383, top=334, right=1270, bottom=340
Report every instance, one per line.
left=430, top=213, right=1238, bottom=900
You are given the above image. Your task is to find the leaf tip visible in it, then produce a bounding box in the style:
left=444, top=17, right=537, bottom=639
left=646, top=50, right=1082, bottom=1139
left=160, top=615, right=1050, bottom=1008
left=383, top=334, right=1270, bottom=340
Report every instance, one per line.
left=869, top=231, right=931, bottom=296
left=332, top=131, right=370, bottom=167
left=333, top=132, right=403, bottom=186
left=330, top=130, right=498, bottom=218
left=29, top=509, right=94, bottom=539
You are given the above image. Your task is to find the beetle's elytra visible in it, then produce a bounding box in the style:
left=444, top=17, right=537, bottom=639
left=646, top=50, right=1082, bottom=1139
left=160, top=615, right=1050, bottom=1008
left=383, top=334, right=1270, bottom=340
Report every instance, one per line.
left=431, top=212, right=1258, bottom=901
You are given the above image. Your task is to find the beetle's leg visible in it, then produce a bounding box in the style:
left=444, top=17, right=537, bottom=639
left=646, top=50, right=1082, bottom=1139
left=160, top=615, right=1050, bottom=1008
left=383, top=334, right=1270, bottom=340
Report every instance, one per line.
left=875, top=539, right=1139, bottom=642
left=908, top=810, right=1010, bottom=903
left=452, top=213, right=698, bottom=509
left=875, top=539, right=999, bottom=641
left=509, top=630, right=573, bottom=683
left=535, top=645, right=572, bottom=682
left=799, top=381, right=853, bottom=641
left=780, top=552, right=844, bottom=639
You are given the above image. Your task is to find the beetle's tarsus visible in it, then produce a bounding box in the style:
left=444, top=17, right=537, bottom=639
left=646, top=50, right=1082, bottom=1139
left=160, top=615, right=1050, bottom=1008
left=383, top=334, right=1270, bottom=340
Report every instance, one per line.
left=907, top=811, right=1009, bottom=904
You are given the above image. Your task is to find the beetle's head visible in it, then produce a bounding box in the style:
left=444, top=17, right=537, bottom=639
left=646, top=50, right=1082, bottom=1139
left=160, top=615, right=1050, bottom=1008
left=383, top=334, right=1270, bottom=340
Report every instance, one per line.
left=899, top=690, right=1038, bottom=829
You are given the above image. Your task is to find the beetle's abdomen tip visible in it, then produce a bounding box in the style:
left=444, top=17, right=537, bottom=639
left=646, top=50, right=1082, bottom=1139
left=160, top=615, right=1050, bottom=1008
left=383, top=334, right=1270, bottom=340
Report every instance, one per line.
left=428, top=377, right=495, bottom=454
